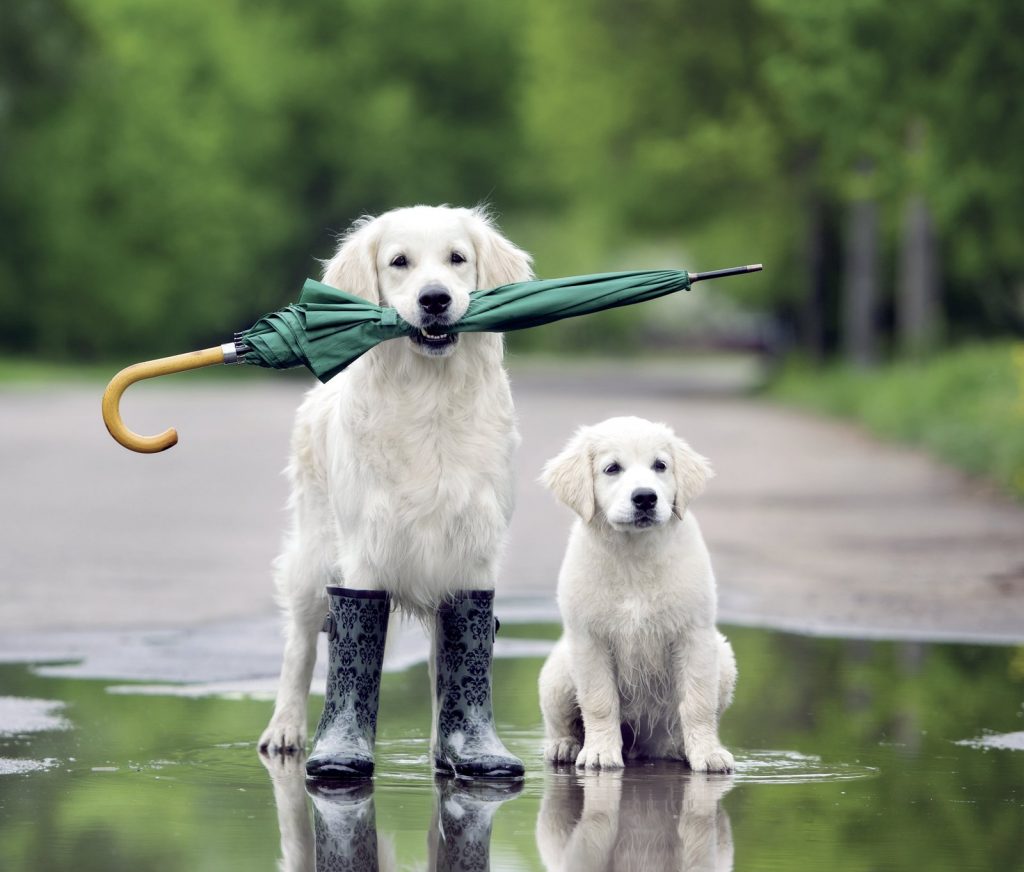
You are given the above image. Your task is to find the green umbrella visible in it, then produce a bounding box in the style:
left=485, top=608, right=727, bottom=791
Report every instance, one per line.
left=103, top=265, right=761, bottom=452
left=238, top=265, right=762, bottom=383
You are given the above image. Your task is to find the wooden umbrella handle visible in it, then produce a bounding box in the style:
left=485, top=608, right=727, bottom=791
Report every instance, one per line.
left=101, top=346, right=230, bottom=453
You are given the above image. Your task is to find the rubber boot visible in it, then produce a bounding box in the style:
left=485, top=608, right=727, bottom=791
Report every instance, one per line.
left=308, top=781, right=380, bottom=872
left=428, top=777, right=522, bottom=871
left=306, top=586, right=390, bottom=780
left=433, top=590, right=524, bottom=779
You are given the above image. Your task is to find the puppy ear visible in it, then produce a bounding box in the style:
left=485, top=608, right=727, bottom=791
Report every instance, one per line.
left=321, top=216, right=381, bottom=304
left=671, top=436, right=714, bottom=519
left=467, top=205, right=534, bottom=290
left=540, top=429, right=595, bottom=522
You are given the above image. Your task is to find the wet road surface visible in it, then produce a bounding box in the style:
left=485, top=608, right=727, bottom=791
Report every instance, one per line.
left=2, top=361, right=1023, bottom=870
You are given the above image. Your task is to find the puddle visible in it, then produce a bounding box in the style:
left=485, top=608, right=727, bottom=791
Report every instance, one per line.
left=0, top=757, right=60, bottom=776
left=732, top=748, right=877, bottom=783
left=1, top=626, right=1022, bottom=871
left=955, top=731, right=1024, bottom=752
left=0, top=696, right=71, bottom=736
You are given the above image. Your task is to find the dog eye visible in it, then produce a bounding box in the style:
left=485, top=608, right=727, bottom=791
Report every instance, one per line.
left=390, top=254, right=408, bottom=268
left=450, top=251, right=466, bottom=265
left=652, top=460, right=668, bottom=472
left=603, top=462, right=622, bottom=475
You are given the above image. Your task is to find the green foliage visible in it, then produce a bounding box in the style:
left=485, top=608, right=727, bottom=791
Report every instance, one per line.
left=0, top=0, right=530, bottom=360
left=1, top=0, right=1021, bottom=359
left=769, top=341, right=1024, bottom=497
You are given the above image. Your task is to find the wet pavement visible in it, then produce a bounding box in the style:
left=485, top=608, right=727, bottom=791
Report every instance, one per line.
left=2, top=363, right=1024, bottom=641
left=1, top=624, right=1022, bottom=871
left=2, top=363, right=1024, bottom=870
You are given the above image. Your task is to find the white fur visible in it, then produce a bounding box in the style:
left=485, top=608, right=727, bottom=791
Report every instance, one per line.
left=259, top=205, right=533, bottom=754
left=538, top=416, right=737, bottom=773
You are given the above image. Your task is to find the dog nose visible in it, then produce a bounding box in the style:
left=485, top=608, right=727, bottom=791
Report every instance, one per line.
left=418, top=284, right=451, bottom=316
left=631, top=488, right=658, bottom=510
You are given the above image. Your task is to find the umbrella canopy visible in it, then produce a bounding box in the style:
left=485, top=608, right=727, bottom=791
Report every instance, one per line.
left=102, top=264, right=760, bottom=452
left=240, top=267, right=759, bottom=383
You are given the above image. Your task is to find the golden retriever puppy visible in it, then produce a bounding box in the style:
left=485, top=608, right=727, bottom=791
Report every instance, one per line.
left=539, top=416, right=736, bottom=772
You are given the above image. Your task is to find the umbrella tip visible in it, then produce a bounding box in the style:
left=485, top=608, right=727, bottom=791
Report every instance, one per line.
left=688, top=263, right=765, bottom=284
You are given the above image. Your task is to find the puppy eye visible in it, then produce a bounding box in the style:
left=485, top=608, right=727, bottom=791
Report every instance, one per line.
left=450, top=251, right=466, bottom=265
left=652, top=460, right=668, bottom=472
left=603, top=462, right=622, bottom=475
left=390, top=254, right=408, bottom=268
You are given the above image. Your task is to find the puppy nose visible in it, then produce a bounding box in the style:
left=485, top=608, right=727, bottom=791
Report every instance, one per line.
left=631, top=488, right=658, bottom=510
left=418, top=284, right=451, bottom=316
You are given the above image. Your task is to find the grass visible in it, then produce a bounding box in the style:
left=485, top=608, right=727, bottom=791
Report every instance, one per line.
left=0, top=356, right=123, bottom=384
left=768, top=341, right=1024, bottom=500
left=0, top=354, right=303, bottom=387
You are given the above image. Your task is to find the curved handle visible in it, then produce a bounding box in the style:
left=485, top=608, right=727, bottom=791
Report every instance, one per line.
left=102, top=346, right=228, bottom=453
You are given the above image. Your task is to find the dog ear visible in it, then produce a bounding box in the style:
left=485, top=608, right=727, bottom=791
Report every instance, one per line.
left=467, top=206, right=534, bottom=290
left=321, top=216, right=381, bottom=304
left=671, top=436, right=714, bottom=519
left=540, top=429, right=595, bottom=522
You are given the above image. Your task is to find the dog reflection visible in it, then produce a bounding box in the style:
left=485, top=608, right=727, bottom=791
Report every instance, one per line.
left=262, top=752, right=519, bottom=872
left=537, top=769, right=734, bottom=872
left=261, top=752, right=316, bottom=872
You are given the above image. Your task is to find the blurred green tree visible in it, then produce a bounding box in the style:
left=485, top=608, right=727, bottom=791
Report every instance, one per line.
left=0, top=0, right=1020, bottom=360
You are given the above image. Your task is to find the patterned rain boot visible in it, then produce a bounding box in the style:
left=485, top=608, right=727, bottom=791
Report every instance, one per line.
left=433, top=590, right=524, bottom=780
left=306, top=586, right=390, bottom=780
left=308, top=781, right=380, bottom=872
left=428, top=777, right=523, bottom=871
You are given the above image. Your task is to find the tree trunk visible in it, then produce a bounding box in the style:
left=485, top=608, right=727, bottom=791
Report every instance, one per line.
left=897, top=193, right=941, bottom=356
left=802, top=195, right=828, bottom=361
left=843, top=172, right=880, bottom=368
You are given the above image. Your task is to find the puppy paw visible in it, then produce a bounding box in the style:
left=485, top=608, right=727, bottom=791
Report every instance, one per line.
left=575, top=742, right=624, bottom=770
left=687, top=745, right=734, bottom=774
left=545, top=737, right=582, bottom=764
left=258, top=713, right=307, bottom=756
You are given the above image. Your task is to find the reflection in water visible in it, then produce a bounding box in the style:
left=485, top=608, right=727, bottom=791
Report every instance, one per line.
left=265, top=751, right=732, bottom=872
left=262, top=751, right=315, bottom=872
left=428, top=778, right=523, bottom=872
left=262, top=751, right=520, bottom=872
left=537, top=767, right=734, bottom=872
left=3, top=631, right=1023, bottom=870
left=263, top=751, right=399, bottom=872
left=309, top=781, right=388, bottom=872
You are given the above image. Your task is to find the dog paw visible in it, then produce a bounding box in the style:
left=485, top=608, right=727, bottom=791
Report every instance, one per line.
left=258, top=744, right=307, bottom=780
left=687, top=745, right=734, bottom=773
left=575, top=742, right=624, bottom=770
left=258, top=715, right=306, bottom=756
left=545, top=737, right=582, bottom=764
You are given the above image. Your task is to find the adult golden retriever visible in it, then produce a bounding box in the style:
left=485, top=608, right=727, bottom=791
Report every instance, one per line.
left=259, top=205, right=532, bottom=755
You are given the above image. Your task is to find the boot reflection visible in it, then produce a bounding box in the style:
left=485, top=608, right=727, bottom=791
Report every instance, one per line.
left=536, top=767, right=734, bottom=872
left=429, top=776, right=523, bottom=872
left=308, top=780, right=391, bottom=872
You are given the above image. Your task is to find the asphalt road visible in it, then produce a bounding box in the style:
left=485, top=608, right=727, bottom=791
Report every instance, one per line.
left=2, top=358, right=1022, bottom=680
